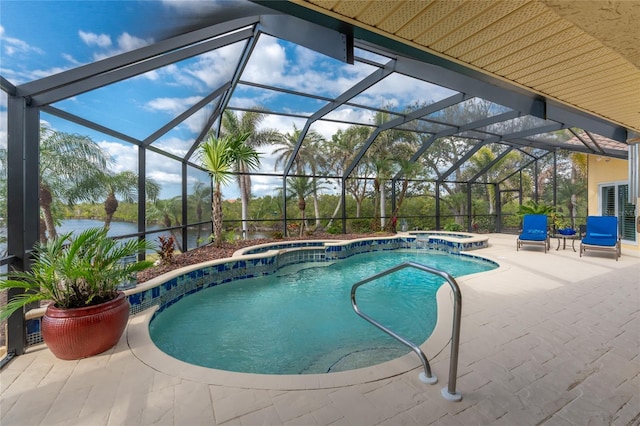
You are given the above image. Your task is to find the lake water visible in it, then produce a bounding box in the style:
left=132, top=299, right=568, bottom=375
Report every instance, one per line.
left=0, top=219, right=270, bottom=256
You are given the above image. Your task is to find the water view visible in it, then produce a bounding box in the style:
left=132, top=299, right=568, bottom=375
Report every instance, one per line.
left=0, top=219, right=271, bottom=256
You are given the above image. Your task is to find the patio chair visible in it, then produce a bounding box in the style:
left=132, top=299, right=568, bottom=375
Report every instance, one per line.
left=517, top=214, right=550, bottom=253
left=580, top=216, right=621, bottom=260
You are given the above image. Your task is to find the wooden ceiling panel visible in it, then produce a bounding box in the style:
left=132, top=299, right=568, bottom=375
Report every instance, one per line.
left=376, top=1, right=433, bottom=34
left=558, top=76, right=637, bottom=100
left=413, top=1, right=497, bottom=47
left=430, top=1, right=527, bottom=51
left=306, top=0, right=339, bottom=9
left=447, top=2, right=552, bottom=58
left=531, top=59, right=624, bottom=88
left=535, top=64, right=628, bottom=92
left=331, top=0, right=369, bottom=18
left=458, top=15, right=568, bottom=64
left=356, top=1, right=402, bottom=26
left=490, top=34, right=598, bottom=76
left=396, top=1, right=462, bottom=40
left=292, top=0, right=640, bottom=132
left=514, top=48, right=617, bottom=83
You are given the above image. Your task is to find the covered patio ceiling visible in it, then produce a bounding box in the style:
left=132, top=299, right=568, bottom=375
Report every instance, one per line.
left=264, top=0, right=639, bottom=136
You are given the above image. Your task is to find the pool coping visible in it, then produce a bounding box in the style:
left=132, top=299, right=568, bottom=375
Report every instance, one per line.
left=24, top=234, right=497, bottom=387
left=126, top=278, right=457, bottom=390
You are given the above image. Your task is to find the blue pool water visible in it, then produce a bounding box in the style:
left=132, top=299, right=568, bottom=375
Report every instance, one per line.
left=149, top=250, right=495, bottom=375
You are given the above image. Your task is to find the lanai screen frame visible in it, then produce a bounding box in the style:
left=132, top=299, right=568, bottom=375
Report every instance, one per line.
left=0, top=10, right=632, bottom=359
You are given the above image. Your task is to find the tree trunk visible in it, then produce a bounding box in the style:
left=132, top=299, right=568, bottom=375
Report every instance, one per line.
left=325, top=196, right=342, bottom=229
left=386, top=179, right=409, bottom=232
left=39, top=218, right=47, bottom=244
left=372, top=179, right=381, bottom=231
left=298, top=197, right=306, bottom=237
left=313, top=187, right=321, bottom=228
left=40, top=185, right=57, bottom=241
left=380, top=181, right=386, bottom=229
left=212, top=184, right=224, bottom=247
left=239, top=173, right=250, bottom=239
left=195, top=202, right=203, bottom=243
left=104, top=193, right=118, bottom=229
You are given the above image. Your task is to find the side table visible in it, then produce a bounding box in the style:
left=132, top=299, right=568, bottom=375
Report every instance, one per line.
left=553, top=233, right=580, bottom=252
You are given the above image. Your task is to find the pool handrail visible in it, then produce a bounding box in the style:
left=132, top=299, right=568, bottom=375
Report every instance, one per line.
left=350, top=261, right=463, bottom=402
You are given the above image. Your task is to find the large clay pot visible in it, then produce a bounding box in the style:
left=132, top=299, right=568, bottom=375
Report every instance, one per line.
left=42, top=292, right=130, bottom=360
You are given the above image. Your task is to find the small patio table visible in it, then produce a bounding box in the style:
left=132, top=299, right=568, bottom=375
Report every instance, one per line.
left=553, top=233, right=580, bottom=252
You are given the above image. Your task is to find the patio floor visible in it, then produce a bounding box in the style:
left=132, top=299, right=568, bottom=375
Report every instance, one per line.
left=1, top=233, right=639, bottom=425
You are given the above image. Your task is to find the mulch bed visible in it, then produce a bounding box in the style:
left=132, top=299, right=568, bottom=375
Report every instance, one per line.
left=137, top=232, right=394, bottom=283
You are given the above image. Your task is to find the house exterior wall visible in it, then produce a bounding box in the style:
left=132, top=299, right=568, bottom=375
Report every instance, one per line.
left=588, top=155, right=639, bottom=256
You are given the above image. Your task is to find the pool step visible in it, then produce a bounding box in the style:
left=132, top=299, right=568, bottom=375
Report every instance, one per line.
left=299, top=346, right=408, bottom=374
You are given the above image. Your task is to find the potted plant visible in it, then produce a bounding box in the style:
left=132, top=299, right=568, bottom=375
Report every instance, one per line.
left=0, top=227, right=155, bottom=360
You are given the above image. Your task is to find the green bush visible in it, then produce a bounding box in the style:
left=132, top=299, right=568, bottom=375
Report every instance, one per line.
left=348, top=219, right=371, bottom=233
left=443, top=222, right=462, bottom=232
left=325, top=224, right=341, bottom=234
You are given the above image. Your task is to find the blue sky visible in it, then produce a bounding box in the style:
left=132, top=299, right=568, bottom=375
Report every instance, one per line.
left=0, top=0, right=457, bottom=199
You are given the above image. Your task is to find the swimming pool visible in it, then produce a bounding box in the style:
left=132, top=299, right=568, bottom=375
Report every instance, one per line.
left=149, top=249, right=495, bottom=375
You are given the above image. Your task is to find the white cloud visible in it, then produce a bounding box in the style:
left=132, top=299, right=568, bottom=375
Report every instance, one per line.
left=145, top=96, right=211, bottom=135
left=91, top=32, right=154, bottom=61
left=97, top=140, right=138, bottom=172
left=146, top=96, right=203, bottom=114
left=153, top=136, right=193, bottom=158
left=61, top=53, right=82, bottom=66
left=185, top=45, right=243, bottom=89
left=148, top=170, right=182, bottom=185
left=0, top=25, right=44, bottom=57
left=117, top=32, right=150, bottom=52
left=243, top=36, right=287, bottom=84
left=79, top=30, right=112, bottom=48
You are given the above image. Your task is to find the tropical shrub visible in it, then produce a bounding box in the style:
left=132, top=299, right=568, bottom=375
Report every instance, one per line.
left=0, top=228, right=155, bottom=318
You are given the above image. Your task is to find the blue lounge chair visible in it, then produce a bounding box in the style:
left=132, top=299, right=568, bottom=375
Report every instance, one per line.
left=580, top=216, right=621, bottom=260
left=517, top=214, right=550, bottom=253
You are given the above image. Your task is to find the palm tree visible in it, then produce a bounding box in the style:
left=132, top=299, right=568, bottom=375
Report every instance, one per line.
left=39, top=128, right=110, bottom=241
left=189, top=180, right=211, bottom=243
left=73, top=171, right=161, bottom=229
left=273, top=124, right=326, bottom=229
left=386, top=159, right=421, bottom=232
left=334, top=126, right=372, bottom=219
left=221, top=110, right=282, bottom=239
left=198, top=132, right=260, bottom=247
left=287, top=176, right=315, bottom=237
left=147, top=196, right=184, bottom=250
left=366, top=110, right=411, bottom=229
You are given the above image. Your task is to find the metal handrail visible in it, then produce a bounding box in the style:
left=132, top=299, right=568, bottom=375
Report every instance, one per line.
left=350, top=261, right=463, bottom=402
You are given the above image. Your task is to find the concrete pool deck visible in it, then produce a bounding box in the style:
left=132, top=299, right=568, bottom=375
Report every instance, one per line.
left=1, top=233, right=639, bottom=425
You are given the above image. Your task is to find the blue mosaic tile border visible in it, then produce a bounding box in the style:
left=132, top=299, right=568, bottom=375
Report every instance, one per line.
left=408, top=235, right=488, bottom=253
left=24, top=236, right=493, bottom=347
left=242, top=241, right=325, bottom=255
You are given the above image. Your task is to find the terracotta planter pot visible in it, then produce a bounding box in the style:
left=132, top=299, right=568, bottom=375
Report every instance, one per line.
left=42, top=292, right=130, bottom=360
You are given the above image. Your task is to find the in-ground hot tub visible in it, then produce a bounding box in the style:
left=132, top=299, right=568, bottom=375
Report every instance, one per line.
left=406, top=231, right=489, bottom=253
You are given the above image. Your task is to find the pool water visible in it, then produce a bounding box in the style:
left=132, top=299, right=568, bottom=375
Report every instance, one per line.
left=149, top=250, right=495, bottom=375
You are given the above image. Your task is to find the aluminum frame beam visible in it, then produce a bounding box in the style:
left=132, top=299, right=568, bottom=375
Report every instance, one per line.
left=393, top=110, right=522, bottom=180
left=344, top=92, right=471, bottom=180
left=143, top=82, right=231, bottom=146
left=437, top=123, right=564, bottom=183
left=284, top=59, right=396, bottom=176
left=30, top=28, right=254, bottom=106
left=185, top=27, right=262, bottom=160
left=17, top=16, right=260, bottom=99
left=467, top=147, right=514, bottom=184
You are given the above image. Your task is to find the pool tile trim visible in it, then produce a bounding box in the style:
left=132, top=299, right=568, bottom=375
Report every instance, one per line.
left=23, top=234, right=494, bottom=351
